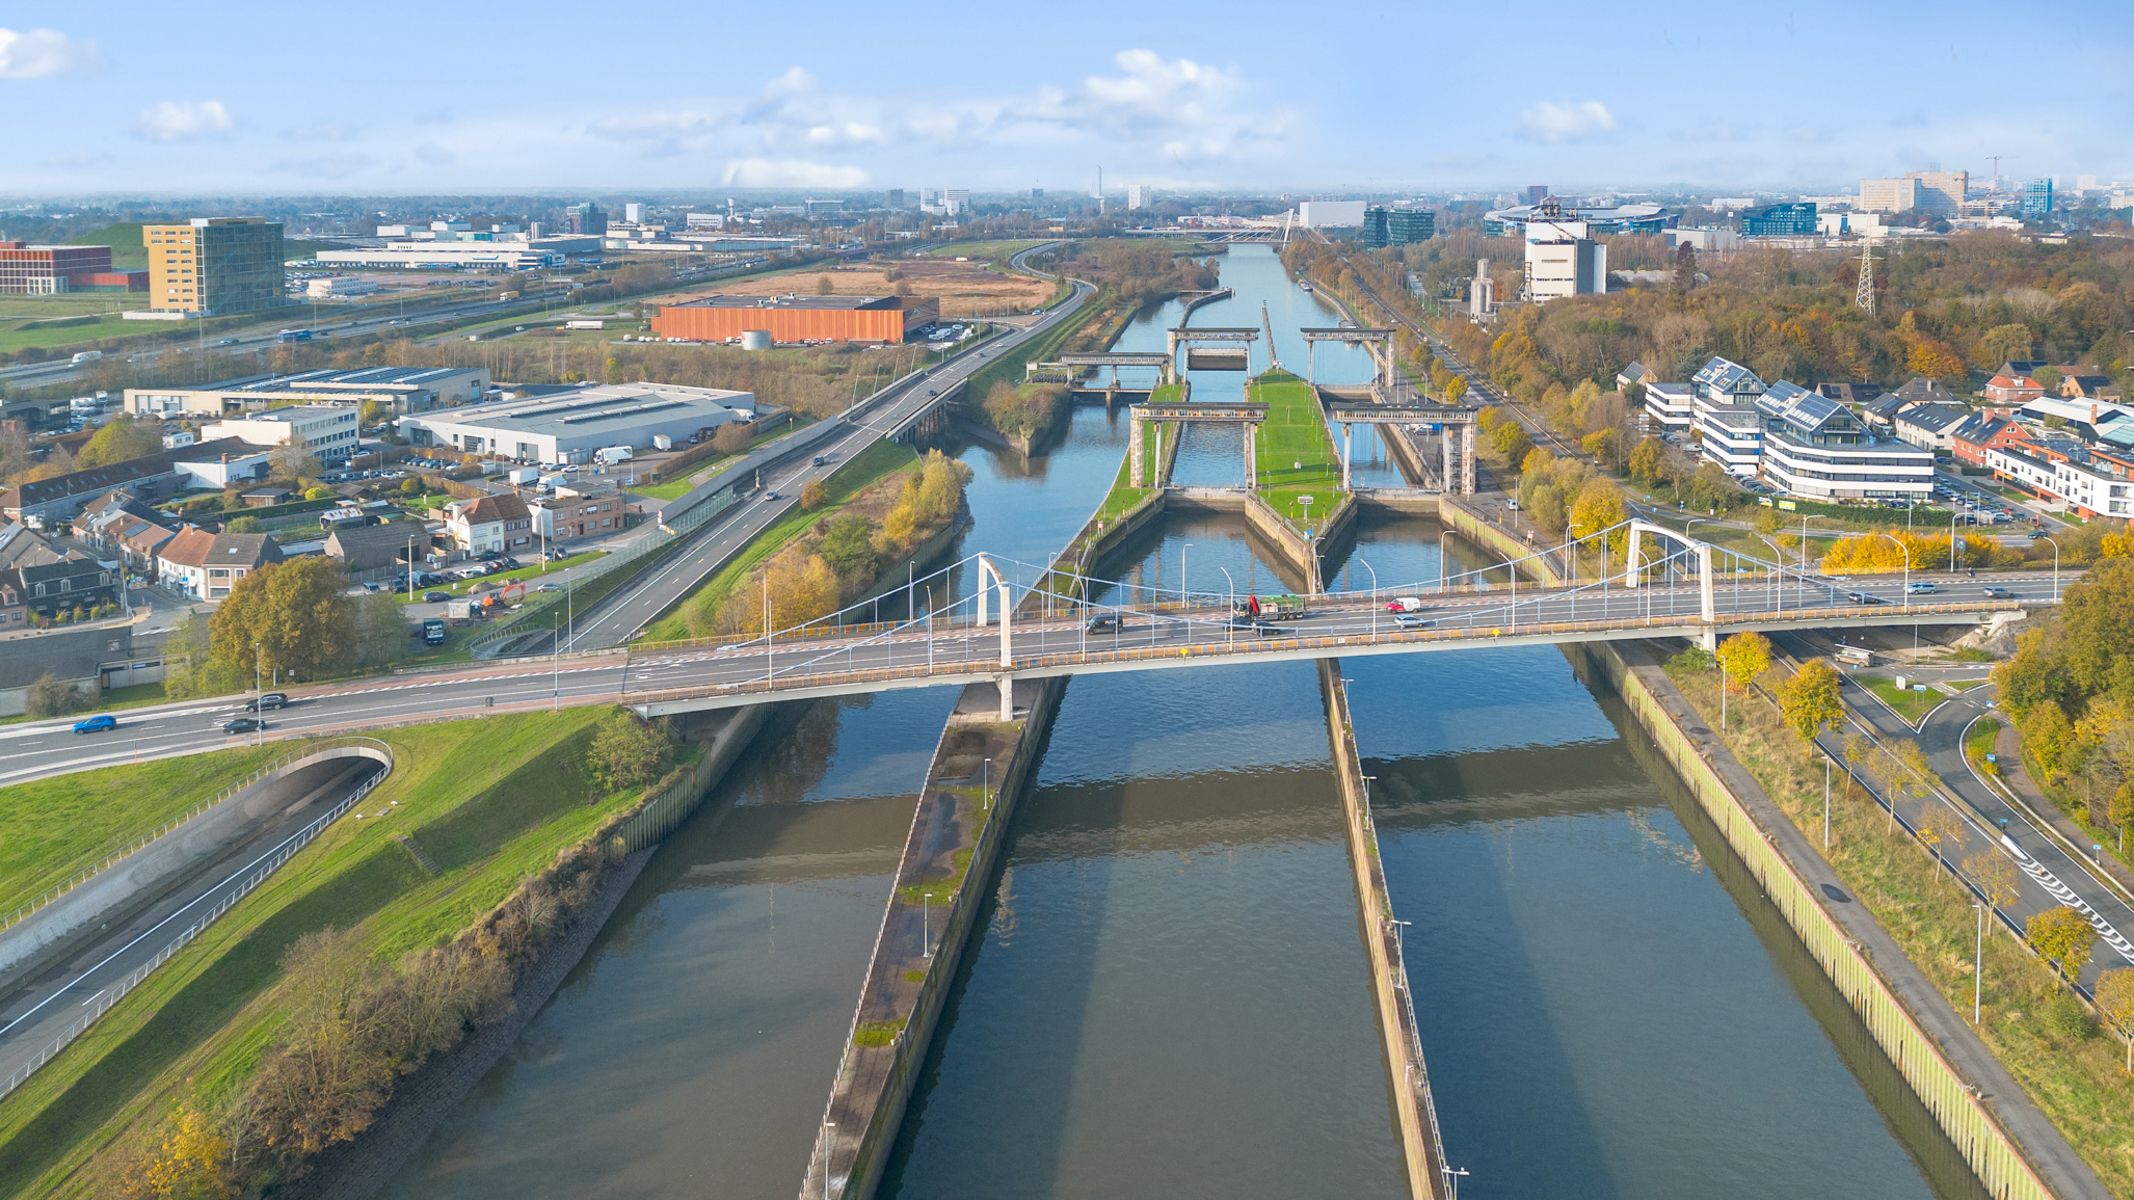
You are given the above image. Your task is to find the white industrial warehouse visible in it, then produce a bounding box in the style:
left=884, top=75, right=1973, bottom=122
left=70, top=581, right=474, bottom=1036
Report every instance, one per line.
left=395, top=382, right=755, bottom=463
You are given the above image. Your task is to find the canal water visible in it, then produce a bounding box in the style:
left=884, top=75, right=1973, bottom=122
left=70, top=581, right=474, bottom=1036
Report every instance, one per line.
left=390, top=245, right=1967, bottom=1200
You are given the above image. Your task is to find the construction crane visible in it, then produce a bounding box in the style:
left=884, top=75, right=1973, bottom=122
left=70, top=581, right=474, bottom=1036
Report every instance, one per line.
left=1986, top=155, right=2016, bottom=192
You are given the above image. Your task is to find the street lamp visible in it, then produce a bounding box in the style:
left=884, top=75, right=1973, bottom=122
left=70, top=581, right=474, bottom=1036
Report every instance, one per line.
left=1876, top=531, right=1912, bottom=606
left=1441, top=1166, right=1470, bottom=1200
left=2038, top=533, right=2060, bottom=600
left=1496, top=550, right=1517, bottom=632
left=1358, top=556, right=1379, bottom=636
left=1180, top=542, right=1192, bottom=610
left=1973, top=899, right=1986, bottom=1026
left=1218, top=565, right=1237, bottom=647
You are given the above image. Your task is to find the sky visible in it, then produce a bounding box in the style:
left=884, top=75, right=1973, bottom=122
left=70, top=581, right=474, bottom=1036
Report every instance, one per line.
left=3, top=0, right=2130, bottom=197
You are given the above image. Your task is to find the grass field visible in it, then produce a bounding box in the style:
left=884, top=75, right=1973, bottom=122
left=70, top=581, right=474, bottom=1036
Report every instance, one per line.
left=1861, top=675, right=1941, bottom=725
left=1251, top=369, right=1343, bottom=528
left=638, top=441, right=917, bottom=643
left=922, top=239, right=1049, bottom=266
left=0, top=709, right=644, bottom=1199
left=0, top=747, right=281, bottom=918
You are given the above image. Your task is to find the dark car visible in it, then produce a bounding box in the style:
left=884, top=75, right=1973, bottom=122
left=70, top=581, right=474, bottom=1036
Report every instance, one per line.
left=72, top=714, right=117, bottom=734
left=219, top=717, right=267, bottom=735
left=423, top=590, right=451, bottom=602
left=1087, top=613, right=1122, bottom=633
left=1845, top=590, right=1881, bottom=605
left=500, top=557, right=522, bottom=570
left=245, top=692, right=289, bottom=711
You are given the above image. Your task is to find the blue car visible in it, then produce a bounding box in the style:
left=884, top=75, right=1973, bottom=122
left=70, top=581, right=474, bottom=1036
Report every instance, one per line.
left=72, top=714, right=117, bottom=734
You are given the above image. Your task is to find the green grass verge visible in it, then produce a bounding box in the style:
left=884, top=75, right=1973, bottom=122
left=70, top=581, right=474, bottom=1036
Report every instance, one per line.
left=1862, top=675, right=1940, bottom=725
left=0, top=747, right=281, bottom=918
left=0, top=708, right=639, bottom=1199
left=1965, top=716, right=2002, bottom=775
left=1251, top=369, right=1343, bottom=529
left=637, top=440, right=918, bottom=642
left=1666, top=666, right=2134, bottom=1196
left=923, top=239, right=1049, bottom=267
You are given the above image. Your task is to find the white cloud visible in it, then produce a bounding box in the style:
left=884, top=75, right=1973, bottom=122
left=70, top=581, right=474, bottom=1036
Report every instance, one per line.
left=0, top=27, right=94, bottom=79
left=721, top=157, right=871, bottom=188
left=136, top=99, right=234, bottom=142
left=1517, top=100, right=1617, bottom=144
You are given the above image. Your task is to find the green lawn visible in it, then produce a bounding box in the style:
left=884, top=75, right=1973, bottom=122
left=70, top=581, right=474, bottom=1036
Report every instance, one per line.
left=1861, top=675, right=1941, bottom=725
left=923, top=239, right=1049, bottom=266
left=0, top=747, right=280, bottom=918
left=0, top=709, right=645, bottom=1199
left=627, top=418, right=814, bottom=502
left=638, top=441, right=917, bottom=642
left=1251, top=369, right=1344, bottom=529
left=1965, top=716, right=2002, bottom=774
left=0, top=294, right=138, bottom=320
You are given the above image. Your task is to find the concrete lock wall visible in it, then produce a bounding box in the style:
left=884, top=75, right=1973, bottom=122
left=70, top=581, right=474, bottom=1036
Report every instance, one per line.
left=0, top=742, right=392, bottom=982
left=1317, top=658, right=1449, bottom=1200
left=1579, top=642, right=2071, bottom=1200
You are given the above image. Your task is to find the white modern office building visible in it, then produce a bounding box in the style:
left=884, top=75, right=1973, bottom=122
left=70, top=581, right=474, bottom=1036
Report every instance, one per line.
left=201, top=405, right=361, bottom=464
left=128, top=366, right=490, bottom=418
left=1752, top=381, right=1935, bottom=500
left=1695, top=404, right=1764, bottom=476
left=1643, top=381, right=1695, bottom=431
left=395, top=381, right=754, bottom=463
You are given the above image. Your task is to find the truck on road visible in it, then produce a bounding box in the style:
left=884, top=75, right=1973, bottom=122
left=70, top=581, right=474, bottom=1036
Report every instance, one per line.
left=1234, top=594, right=1306, bottom=621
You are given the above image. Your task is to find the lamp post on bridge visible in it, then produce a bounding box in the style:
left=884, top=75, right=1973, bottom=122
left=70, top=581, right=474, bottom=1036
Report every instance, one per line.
left=2038, top=533, right=2060, bottom=600
left=1359, top=557, right=1379, bottom=636
left=1180, top=542, right=1192, bottom=612
left=1876, top=531, right=1912, bottom=607
left=1219, top=565, right=1237, bottom=648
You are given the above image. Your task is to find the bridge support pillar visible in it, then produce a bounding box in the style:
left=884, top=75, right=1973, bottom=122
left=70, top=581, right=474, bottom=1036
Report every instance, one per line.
left=1441, top=427, right=1455, bottom=494
left=1243, top=422, right=1257, bottom=488
left=1340, top=422, right=1353, bottom=491
left=1460, top=425, right=1477, bottom=495
left=998, top=676, right=1015, bottom=721
left=1696, top=543, right=1716, bottom=626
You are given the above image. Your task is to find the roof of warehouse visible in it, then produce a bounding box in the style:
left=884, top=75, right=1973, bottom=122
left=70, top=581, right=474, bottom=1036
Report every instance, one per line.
left=404, top=382, right=751, bottom=437
left=667, top=293, right=902, bottom=310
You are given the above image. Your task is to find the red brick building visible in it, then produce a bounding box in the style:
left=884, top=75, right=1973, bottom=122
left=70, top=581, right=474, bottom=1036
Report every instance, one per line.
left=0, top=242, right=146, bottom=294
left=651, top=294, right=938, bottom=345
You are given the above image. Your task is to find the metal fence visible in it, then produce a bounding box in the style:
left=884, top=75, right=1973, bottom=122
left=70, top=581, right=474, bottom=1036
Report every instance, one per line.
left=0, top=741, right=394, bottom=1102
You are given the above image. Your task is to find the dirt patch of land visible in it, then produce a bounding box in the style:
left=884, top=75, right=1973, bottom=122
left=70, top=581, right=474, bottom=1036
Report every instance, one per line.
left=719, top=259, right=1052, bottom=319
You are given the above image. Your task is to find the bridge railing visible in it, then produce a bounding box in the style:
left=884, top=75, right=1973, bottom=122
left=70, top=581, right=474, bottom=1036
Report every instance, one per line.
left=624, top=600, right=2020, bottom=710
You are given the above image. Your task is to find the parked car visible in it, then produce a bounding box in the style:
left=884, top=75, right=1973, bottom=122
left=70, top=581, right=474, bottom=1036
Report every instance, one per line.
left=1385, top=596, right=1426, bottom=613
left=423, top=590, right=451, bottom=602
left=245, top=692, right=289, bottom=711
left=72, top=714, right=117, bottom=734
left=219, top=717, right=267, bottom=735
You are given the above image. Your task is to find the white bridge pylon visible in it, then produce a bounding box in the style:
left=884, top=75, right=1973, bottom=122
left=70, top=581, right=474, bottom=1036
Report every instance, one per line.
left=1624, top=519, right=1716, bottom=638
left=974, top=553, right=1016, bottom=717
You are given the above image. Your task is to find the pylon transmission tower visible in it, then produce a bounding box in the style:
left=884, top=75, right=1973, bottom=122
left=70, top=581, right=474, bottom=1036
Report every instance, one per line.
left=1855, top=238, right=1876, bottom=318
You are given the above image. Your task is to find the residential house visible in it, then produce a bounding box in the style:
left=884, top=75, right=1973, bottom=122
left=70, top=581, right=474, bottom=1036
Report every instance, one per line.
left=1814, top=382, right=1877, bottom=405
left=0, top=573, right=24, bottom=630
left=324, top=521, right=421, bottom=582
left=71, top=490, right=178, bottom=574
left=1950, top=415, right=2032, bottom=468
left=1615, top=361, right=1653, bottom=392
left=0, top=437, right=264, bottom=524
left=1984, top=370, right=2045, bottom=406
left=6, top=553, right=115, bottom=616
left=528, top=484, right=628, bottom=543
left=1987, top=439, right=2134, bottom=518
left=1890, top=402, right=1972, bottom=453
left=156, top=527, right=285, bottom=600
left=1690, top=356, right=1767, bottom=406
left=2058, top=372, right=2122, bottom=403
left=444, top=493, right=534, bottom=554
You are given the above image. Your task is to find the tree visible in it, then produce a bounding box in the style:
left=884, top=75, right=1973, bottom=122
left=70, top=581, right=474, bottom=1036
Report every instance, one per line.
left=2027, top=905, right=2095, bottom=981
left=2095, top=968, right=2134, bottom=1073
left=1917, top=805, right=1965, bottom=874
left=815, top=274, right=835, bottom=295
left=126, top=1105, right=237, bottom=1200
left=1714, top=631, right=1772, bottom=726
left=76, top=415, right=165, bottom=469
left=2112, top=784, right=2134, bottom=857
left=711, top=423, right=753, bottom=454
left=1440, top=374, right=1467, bottom=405
left=1682, top=462, right=1739, bottom=513
left=223, top=516, right=264, bottom=534
left=304, top=485, right=334, bottom=501
left=23, top=672, right=90, bottom=718
left=1627, top=435, right=1665, bottom=484
left=1488, top=420, right=1530, bottom=465
left=208, top=558, right=356, bottom=686
left=270, top=443, right=321, bottom=482
left=1777, top=659, right=1843, bottom=744
left=1567, top=477, right=1627, bottom=558
left=1671, top=241, right=1697, bottom=293
left=586, top=711, right=672, bottom=792
left=800, top=479, right=829, bottom=511
left=350, top=592, right=406, bottom=667
left=818, top=513, right=877, bottom=581
left=1965, top=850, right=2021, bottom=911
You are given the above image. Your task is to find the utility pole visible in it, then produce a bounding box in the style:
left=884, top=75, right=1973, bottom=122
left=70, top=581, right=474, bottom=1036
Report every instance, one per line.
left=1855, top=239, right=1876, bottom=319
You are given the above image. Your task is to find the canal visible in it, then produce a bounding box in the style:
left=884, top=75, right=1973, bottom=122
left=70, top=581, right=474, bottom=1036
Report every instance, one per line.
left=390, top=245, right=1970, bottom=1200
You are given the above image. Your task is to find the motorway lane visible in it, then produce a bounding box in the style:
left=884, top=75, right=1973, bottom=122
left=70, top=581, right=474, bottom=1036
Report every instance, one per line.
left=0, top=568, right=2057, bottom=786
left=0, top=759, right=377, bottom=1092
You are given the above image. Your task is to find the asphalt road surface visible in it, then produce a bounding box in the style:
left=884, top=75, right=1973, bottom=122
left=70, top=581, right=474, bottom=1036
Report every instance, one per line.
left=0, top=569, right=2057, bottom=787
left=0, top=758, right=379, bottom=1092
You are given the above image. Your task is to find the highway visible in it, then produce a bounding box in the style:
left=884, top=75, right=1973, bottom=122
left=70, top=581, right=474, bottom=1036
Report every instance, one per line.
left=0, top=568, right=2055, bottom=786
left=556, top=248, right=1091, bottom=651
left=0, top=757, right=381, bottom=1095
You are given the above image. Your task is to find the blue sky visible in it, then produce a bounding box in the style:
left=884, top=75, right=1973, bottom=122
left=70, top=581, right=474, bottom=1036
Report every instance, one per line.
left=3, top=0, right=2129, bottom=196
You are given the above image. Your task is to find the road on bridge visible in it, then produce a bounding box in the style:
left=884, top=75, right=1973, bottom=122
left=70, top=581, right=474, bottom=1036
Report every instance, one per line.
left=0, top=568, right=2054, bottom=787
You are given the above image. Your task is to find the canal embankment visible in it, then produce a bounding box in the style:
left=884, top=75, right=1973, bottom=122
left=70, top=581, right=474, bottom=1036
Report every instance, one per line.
left=1578, top=639, right=2105, bottom=1200
left=288, top=704, right=771, bottom=1200
left=1316, top=658, right=1449, bottom=1200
